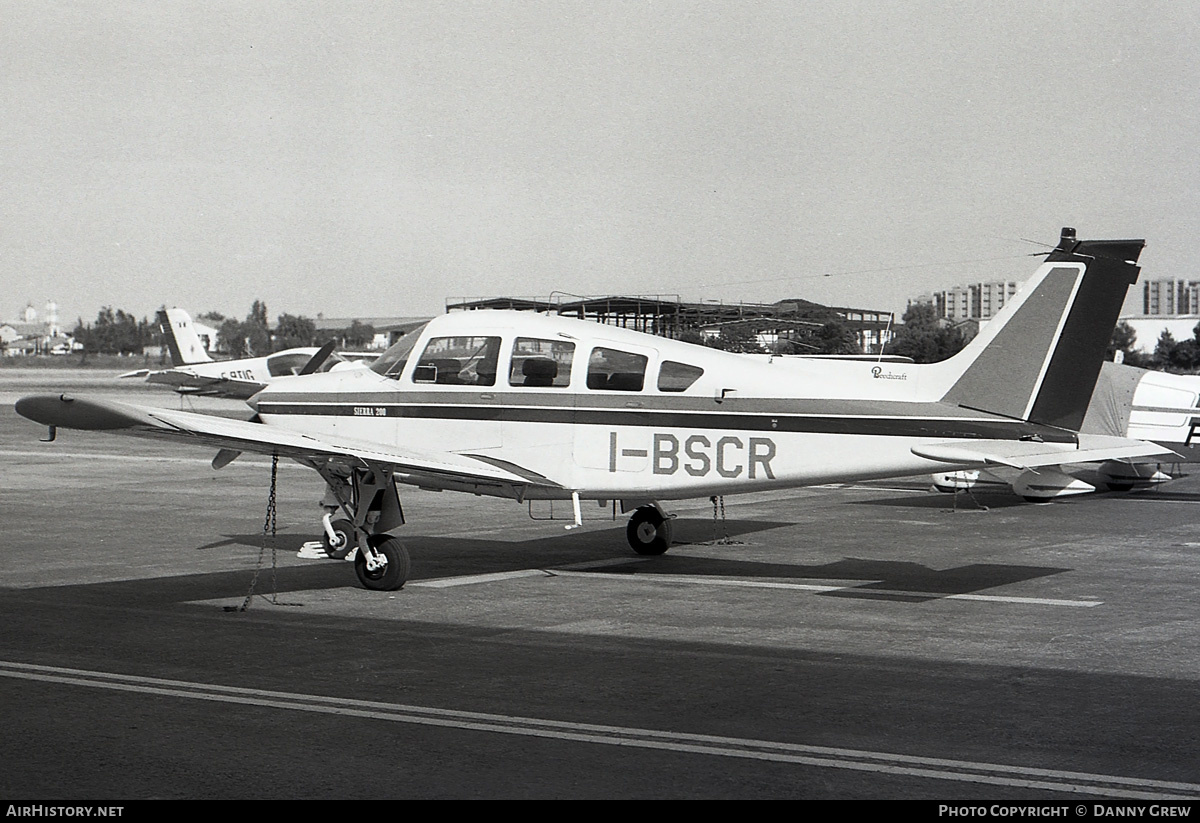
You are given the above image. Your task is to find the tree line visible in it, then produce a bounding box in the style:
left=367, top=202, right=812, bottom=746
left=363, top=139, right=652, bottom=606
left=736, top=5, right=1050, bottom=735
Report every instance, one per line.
left=881, top=304, right=1200, bottom=372
left=72, top=300, right=376, bottom=357
left=1116, top=321, right=1200, bottom=372
left=66, top=299, right=1190, bottom=373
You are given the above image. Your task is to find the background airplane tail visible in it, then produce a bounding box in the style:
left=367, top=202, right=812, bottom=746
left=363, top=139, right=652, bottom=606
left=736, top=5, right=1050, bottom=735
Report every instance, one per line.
left=158, top=308, right=214, bottom=366
left=932, top=228, right=1144, bottom=431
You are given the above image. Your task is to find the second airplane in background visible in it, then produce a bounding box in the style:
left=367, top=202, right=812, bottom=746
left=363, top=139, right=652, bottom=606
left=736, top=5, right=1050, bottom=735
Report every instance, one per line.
left=121, top=308, right=366, bottom=399
left=933, top=360, right=1200, bottom=500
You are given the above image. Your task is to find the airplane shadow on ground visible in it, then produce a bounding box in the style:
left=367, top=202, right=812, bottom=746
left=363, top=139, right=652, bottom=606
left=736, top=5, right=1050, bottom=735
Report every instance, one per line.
left=852, top=487, right=1200, bottom=510
left=845, top=491, right=1031, bottom=510
left=15, top=516, right=1070, bottom=607
left=587, top=552, right=1069, bottom=603
left=1109, top=489, right=1200, bottom=503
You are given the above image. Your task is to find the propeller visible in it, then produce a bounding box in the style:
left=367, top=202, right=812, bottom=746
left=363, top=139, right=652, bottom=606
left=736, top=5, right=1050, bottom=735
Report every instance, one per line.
left=299, top=340, right=337, bottom=375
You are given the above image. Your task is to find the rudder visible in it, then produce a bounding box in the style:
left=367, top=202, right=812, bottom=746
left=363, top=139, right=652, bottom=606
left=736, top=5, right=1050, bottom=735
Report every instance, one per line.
left=159, top=308, right=214, bottom=366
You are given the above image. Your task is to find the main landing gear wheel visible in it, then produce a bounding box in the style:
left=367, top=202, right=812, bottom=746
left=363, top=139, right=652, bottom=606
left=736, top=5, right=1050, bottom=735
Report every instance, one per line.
left=627, top=506, right=672, bottom=556
left=354, top=534, right=411, bottom=591
left=322, top=518, right=355, bottom=560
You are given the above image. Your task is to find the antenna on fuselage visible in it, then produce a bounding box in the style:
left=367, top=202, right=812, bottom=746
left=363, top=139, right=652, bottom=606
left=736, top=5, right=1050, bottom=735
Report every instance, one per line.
left=877, top=312, right=895, bottom=363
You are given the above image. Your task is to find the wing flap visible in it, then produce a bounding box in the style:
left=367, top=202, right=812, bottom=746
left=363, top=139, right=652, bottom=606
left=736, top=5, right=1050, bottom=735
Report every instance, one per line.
left=15, top=394, right=559, bottom=490
left=912, top=434, right=1177, bottom=470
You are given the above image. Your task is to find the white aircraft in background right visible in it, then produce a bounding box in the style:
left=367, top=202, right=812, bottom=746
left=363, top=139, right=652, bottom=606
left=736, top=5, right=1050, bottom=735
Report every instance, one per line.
left=933, top=359, right=1199, bottom=500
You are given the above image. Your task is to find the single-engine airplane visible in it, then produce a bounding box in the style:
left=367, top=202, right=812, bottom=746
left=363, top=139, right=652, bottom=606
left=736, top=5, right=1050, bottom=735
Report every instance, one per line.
left=933, top=359, right=1200, bottom=500
left=17, top=228, right=1172, bottom=591
left=120, top=308, right=363, bottom=399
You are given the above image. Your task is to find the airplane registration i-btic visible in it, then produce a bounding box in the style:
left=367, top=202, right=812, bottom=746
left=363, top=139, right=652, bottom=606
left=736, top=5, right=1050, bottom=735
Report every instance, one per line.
left=16, top=228, right=1175, bottom=591
left=119, top=308, right=365, bottom=399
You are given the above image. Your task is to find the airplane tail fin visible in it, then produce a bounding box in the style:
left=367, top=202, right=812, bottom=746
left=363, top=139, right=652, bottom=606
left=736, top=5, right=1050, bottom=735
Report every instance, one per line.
left=929, top=228, right=1144, bottom=431
left=158, top=308, right=214, bottom=366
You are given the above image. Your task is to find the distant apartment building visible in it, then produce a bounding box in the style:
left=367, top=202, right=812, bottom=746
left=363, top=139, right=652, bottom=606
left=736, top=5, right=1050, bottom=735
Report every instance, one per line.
left=1110, top=278, right=1200, bottom=355
left=1142, top=278, right=1200, bottom=316
left=909, top=281, right=1020, bottom=322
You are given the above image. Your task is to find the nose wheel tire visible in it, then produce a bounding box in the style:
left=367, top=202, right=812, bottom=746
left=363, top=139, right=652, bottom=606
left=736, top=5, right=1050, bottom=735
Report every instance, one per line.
left=354, top=534, right=410, bottom=591
left=627, top=506, right=672, bottom=556
left=322, top=518, right=355, bottom=560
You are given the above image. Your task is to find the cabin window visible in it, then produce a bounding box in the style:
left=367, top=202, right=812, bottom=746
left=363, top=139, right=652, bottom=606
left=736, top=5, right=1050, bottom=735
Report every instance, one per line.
left=266, top=352, right=313, bottom=377
left=657, top=361, right=704, bottom=392
left=413, top=336, right=501, bottom=386
left=270, top=351, right=348, bottom=377
left=586, top=347, right=647, bottom=391
left=509, top=338, right=574, bottom=388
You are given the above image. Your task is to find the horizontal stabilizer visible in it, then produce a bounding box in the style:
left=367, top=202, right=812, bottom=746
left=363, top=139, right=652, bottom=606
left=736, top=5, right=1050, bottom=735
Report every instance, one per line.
left=912, top=434, right=1176, bottom=471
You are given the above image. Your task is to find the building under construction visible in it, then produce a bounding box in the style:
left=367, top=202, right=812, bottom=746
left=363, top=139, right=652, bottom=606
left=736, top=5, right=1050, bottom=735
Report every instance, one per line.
left=445, top=294, right=895, bottom=353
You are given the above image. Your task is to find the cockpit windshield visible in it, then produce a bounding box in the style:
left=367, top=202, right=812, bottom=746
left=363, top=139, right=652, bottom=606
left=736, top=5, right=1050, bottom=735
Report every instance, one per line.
left=369, top=323, right=429, bottom=378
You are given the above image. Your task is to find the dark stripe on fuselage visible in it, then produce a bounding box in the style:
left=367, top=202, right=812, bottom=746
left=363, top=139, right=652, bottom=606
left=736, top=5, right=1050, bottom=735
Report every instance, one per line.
left=255, top=402, right=1075, bottom=442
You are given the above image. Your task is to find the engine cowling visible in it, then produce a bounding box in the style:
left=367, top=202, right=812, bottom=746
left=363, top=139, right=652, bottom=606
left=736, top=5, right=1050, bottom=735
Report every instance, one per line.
left=1097, top=460, right=1174, bottom=492
left=1011, top=469, right=1095, bottom=502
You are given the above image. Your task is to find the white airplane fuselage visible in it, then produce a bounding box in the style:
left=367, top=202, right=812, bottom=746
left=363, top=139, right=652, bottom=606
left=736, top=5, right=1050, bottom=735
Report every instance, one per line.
left=1123, top=367, right=1200, bottom=447
left=254, top=309, right=1075, bottom=502
left=15, top=229, right=1161, bottom=590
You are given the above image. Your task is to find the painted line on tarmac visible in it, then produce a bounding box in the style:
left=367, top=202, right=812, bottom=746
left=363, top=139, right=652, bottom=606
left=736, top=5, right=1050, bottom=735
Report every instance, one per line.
left=0, top=660, right=1194, bottom=799
left=412, top=569, right=554, bottom=588
left=410, top=558, right=650, bottom=588
left=414, top=566, right=1101, bottom=607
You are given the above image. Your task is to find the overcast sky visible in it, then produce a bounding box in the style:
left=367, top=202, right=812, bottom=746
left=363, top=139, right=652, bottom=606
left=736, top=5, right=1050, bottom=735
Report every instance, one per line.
left=3, top=1, right=1197, bottom=328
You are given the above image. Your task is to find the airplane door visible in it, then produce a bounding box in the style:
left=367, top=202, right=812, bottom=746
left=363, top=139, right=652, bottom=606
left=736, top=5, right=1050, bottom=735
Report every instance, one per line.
left=572, top=342, right=657, bottom=474
left=409, top=334, right=505, bottom=451
left=491, top=336, right=576, bottom=481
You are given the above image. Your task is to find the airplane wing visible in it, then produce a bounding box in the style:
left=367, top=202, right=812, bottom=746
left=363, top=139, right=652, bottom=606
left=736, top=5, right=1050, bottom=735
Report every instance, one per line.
left=911, top=434, right=1178, bottom=471
left=119, top=368, right=267, bottom=398
left=15, top=394, right=562, bottom=495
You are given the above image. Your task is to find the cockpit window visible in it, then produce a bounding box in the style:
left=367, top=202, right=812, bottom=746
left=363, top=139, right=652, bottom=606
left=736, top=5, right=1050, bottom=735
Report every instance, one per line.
left=369, top=323, right=428, bottom=378
left=414, top=336, right=501, bottom=386
left=657, top=361, right=704, bottom=392
left=586, top=347, right=647, bottom=391
left=509, top=338, right=574, bottom=387
left=266, top=352, right=314, bottom=377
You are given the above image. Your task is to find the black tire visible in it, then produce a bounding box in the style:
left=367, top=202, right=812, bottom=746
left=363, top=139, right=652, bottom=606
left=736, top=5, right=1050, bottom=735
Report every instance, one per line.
left=626, top=506, right=672, bottom=556
left=354, top=534, right=410, bottom=591
left=322, top=518, right=355, bottom=560
left=1105, top=482, right=1135, bottom=492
